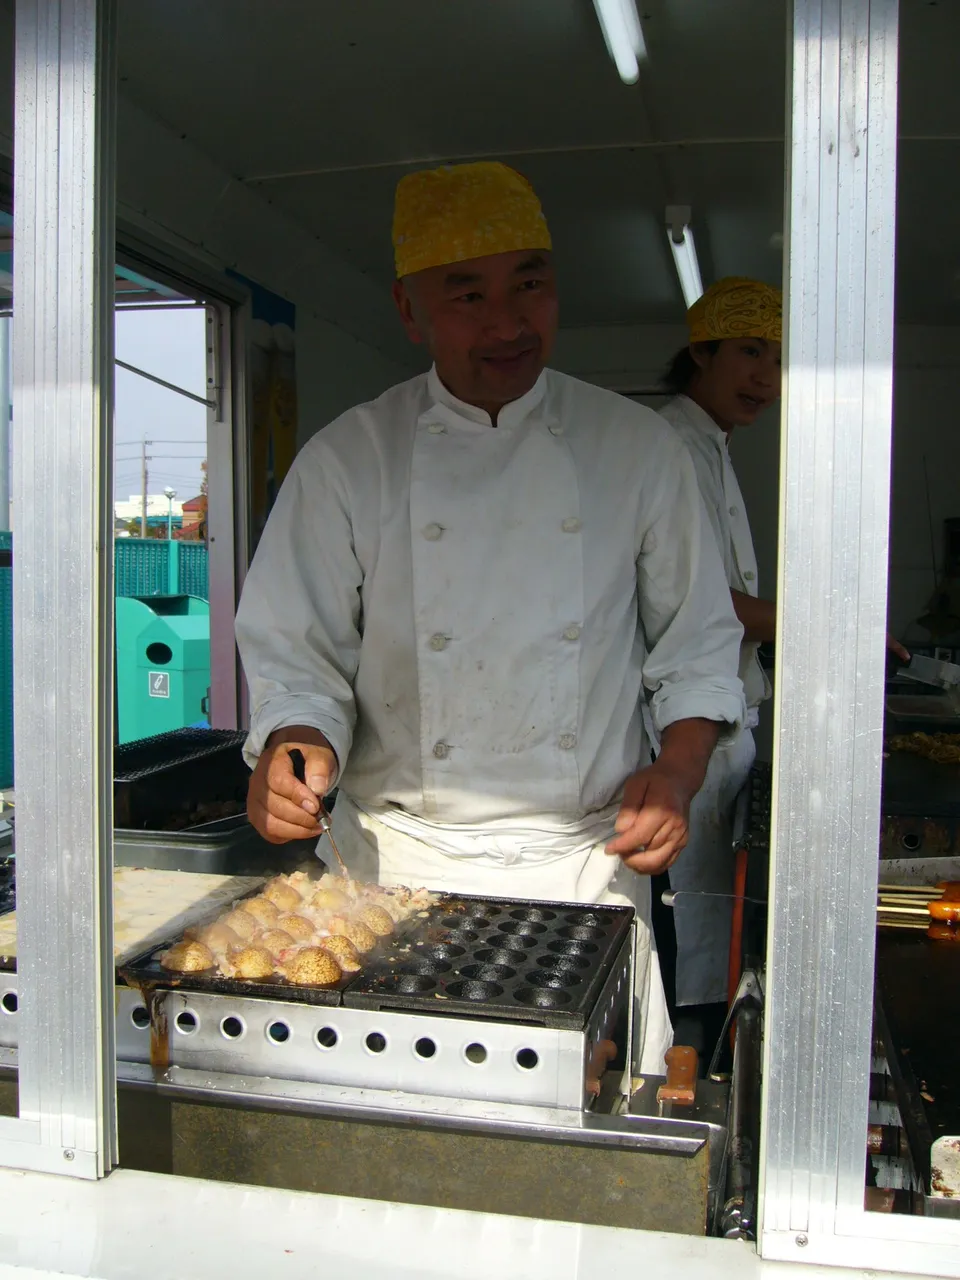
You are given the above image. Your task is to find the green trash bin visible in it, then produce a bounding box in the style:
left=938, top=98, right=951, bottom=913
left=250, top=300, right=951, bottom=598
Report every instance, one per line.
left=116, top=595, right=211, bottom=744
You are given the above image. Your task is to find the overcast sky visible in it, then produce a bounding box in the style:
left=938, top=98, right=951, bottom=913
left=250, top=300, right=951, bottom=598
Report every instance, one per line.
left=114, top=306, right=207, bottom=504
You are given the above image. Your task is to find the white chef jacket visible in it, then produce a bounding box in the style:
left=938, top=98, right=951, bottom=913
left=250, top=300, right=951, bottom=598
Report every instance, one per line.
left=658, top=395, right=770, bottom=716
left=237, top=366, right=746, bottom=856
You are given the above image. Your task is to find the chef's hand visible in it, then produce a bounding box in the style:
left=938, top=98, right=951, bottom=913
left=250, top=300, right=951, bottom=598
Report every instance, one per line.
left=887, top=633, right=910, bottom=663
left=606, top=717, right=721, bottom=875
left=605, top=761, right=695, bottom=875
left=247, top=727, right=338, bottom=845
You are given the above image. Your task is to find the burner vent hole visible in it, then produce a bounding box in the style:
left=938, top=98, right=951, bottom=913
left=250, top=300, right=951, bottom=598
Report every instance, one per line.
left=900, top=831, right=921, bottom=852
left=464, top=1042, right=487, bottom=1064
left=0, top=991, right=18, bottom=1015
left=220, top=1016, right=244, bottom=1040
left=365, top=1031, right=387, bottom=1054
left=415, top=1036, right=437, bottom=1059
left=316, top=1026, right=339, bottom=1049
left=267, top=1020, right=291, bottom=1044
left=175, top=1010, right=197, bottom=1035
left=130, top=1005, right=149, bottom=1030
left=516, top=1048, right=539, bottom=1071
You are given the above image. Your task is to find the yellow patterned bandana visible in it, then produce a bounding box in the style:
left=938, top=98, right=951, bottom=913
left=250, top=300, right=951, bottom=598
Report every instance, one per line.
left=393, top=161, right=552, bottom=279
left=687, top=276, right=782, bottom=344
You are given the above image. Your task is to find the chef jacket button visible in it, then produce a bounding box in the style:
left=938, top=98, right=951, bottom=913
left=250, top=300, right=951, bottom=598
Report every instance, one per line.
left=561, top=517, right=582, bottom=533
left=429, top=633, right=448, bottom=651
left=729, top=505, right=739, bottom=517
left=562, top=625, right=581, bottom=642
left=422, top=523, right=444, bottom=541
left=427, top=422, right=446, bottom=434
left=558, top=733, right=577, bottom=750
left=743, top=570, right=756, bottom=581
left=432, top=741, right=450, bottom=760
left=548, top=424, right=563, bottom=436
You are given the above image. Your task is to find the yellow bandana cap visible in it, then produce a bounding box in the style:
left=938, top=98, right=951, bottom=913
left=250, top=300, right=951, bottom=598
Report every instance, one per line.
left=687, top=276, right=783, bottom=344
left=393, top=161, right=552, bottom=279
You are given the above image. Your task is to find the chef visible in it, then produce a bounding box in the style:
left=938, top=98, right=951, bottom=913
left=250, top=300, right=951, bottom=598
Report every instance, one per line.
left=235, top=161, right=746, bottom=1072
left=657, top=277, right=909, bottom=1032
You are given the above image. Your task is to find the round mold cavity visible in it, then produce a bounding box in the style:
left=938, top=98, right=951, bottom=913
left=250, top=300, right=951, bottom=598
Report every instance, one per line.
left=419, top=942, right=466, bottom=961
left=547, top=938, right=599, bottom=957
left=316, top=1026, right=339, bottom=1050
left=446, top=979, right=504, bottom=1001
left=377, top=973, right=435, bottom=995
left=509, top=907, right=557, bottom=923
left=514, top=986, right=572, bottom=1009
left=438, top=929, right=479, bottom=945
left=220, top=1015, right=245, bottom=1040
left=557, top=924, right=605, bottom=941
left=175, top=1010, right=198, bottom=1035
left=525, top=969, right=583, bottom=989
left=130, top=1005, right=149, bottom=1030
left=516, top=1048, right=540, bottom=1070
left=475, top=946, right=527, bottom=966
left=497, top=919, right=547, bottom=937
left=464, top=1042, right=488, bottom=1065
left=414, top=1036, right=437, bottom=1060
left=564, top=911, right=613, bottom=928
left=493, top=932, right=539, bottom=951
left=365, top=1031, right=387, bottom=1054
left=266, top=1020, right=291, bottom=1044
left=535, top=952, right=590, bottom=973
left=459, top=962, right=516, bottom=982
left=401, top=958, right=452, bottom=977
left=441, top=915, right=490, bottom=933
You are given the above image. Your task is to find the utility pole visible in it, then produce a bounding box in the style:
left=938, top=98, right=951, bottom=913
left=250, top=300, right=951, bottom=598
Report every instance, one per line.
left=140, top=438, right=152, bottom=537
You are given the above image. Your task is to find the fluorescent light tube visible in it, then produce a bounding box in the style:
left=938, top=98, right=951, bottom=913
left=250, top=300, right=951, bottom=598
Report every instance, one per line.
left=666, top=206, right=704, bottom=308
left=593, top=0, right=647, bottom=85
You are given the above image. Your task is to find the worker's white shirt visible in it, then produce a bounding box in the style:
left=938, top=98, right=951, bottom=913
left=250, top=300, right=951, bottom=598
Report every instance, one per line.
left=659, top=395, right=770, bottom=716
left=237, top=367, right=746, bottom=859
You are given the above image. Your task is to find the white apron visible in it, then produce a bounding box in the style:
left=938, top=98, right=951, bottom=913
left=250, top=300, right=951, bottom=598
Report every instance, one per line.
left=329, top=792, right=673, bottom=1076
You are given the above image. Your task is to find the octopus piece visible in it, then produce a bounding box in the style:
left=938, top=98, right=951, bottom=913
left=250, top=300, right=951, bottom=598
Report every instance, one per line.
left=285, top=946, right=342, bottom=986
left=319, top=933, right=362, bottom=972
left=329, top=917, right=377, bottom=954
left=262, top=878, right=304, bottom=912
left=160, top=940, right=215, bottom=972
left=357, top=904, right=394, bottom=938
left=238, top=896, right=281, bottom=928
left=229, top=946, right=276, bottom=981
left=278, top=912, right=316, bottom=942
left=258, top=928, right=295, bottom=959
left=220, top=908, right=261, bottom=942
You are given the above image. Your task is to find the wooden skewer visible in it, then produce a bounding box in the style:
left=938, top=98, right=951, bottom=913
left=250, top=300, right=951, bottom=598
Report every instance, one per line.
left=876, top=903, right=929, bottom=916
left=877, top=883, right=943, bottom=895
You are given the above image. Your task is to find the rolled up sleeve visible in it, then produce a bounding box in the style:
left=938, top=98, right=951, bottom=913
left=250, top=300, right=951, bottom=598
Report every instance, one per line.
left=235, top=438, right=362, bottom=775
left=637, top=438, right=746, bottom=742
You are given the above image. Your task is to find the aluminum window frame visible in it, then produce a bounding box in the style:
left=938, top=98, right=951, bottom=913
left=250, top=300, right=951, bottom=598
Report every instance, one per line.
left=0, top=0, right=118, bottom=1179
left=758, top=0, right=960, bottom=1273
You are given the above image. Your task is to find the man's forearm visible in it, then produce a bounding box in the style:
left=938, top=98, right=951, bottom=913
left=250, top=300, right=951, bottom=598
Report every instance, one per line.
left=731, top=589, right=777, bottom=644
left=656, top=717, right=722, bottom=796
